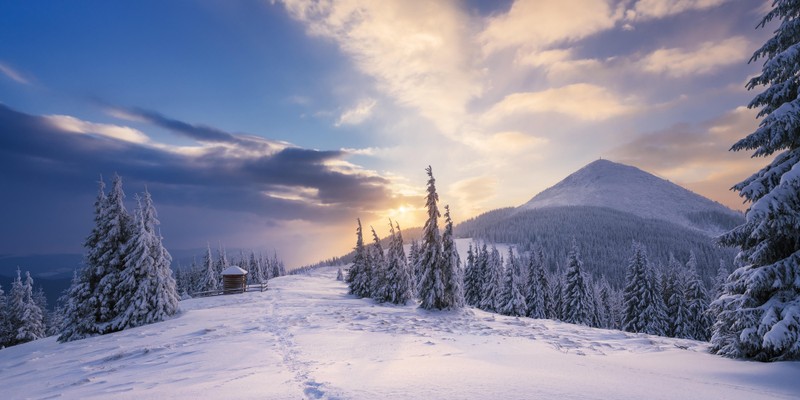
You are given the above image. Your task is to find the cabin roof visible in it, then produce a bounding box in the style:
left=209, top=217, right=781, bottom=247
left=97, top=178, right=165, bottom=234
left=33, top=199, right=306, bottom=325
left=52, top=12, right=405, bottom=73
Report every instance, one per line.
left=221, top=265, right=248, bottom=276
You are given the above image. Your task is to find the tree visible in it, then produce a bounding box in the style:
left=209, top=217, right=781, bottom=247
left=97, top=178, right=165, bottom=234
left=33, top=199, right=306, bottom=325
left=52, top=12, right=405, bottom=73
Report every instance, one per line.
left=9, top=269, right=46, bottom=344
left=685, top=256, right=711, bottom=341
left=622, top=242, right=667, bottom=335
left=369, top=226, right=389, bottom=302
left=563, top=240, right=592, bottom=326
left=347, top=218, right=371, bottom=298
left=0, top=283, right=9, bottom=346
left=712, top=1, right=800, bottom=361
left=384, top=221, right=414, bottom=305
left=463, top=243, right=480, bottom=306
left=499, top=248, right=526, bottom=316
left=112, top=190, right=179, bottom=331
left=664, top=261, right=690, bottom=338
left=480, top=246, right=504, bottom=312
left=215, top=244, right=229, bottom=287
left=417, top=166, right=449, bottom=310
left=441, top=205, right=465, bottom=309
left=196, top=243, right=219, bottom=293
left=524, top=251, right=546, bottom=319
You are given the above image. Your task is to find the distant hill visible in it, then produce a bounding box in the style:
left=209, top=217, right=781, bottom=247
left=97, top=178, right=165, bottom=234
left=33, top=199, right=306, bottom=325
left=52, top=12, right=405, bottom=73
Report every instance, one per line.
left=456, top=160, right=743, bottom=287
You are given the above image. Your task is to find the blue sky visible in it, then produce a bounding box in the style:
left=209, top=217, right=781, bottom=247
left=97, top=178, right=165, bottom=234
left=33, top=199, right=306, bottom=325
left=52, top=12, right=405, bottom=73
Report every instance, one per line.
left=0, top=1, right=775, bottom=266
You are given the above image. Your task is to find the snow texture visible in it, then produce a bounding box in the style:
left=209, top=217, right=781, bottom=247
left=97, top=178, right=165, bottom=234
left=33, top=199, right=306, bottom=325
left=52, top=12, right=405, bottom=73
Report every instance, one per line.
left=1, top=267, right=798, bottom=399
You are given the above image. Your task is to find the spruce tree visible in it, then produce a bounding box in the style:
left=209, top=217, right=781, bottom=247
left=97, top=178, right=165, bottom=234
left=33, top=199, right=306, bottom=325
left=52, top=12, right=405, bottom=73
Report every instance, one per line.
left=408, top=240, right=422, bottom=293
left=442, top=205, right=465, bottom=309
left=385, top=221, right=413, bottom=304
left=525, top=252, right=546, bottom=319
left=113, top=190, right=179, bottom=331
left=417, top=166, right=451, bottom=310
left=664, top=263, right=690, bottom=338
left=10, top=270, right=46, bottom=344
left=347, top=218, right=370, bottom=297
left=197, top=243, right=218, bottom=293
left=370, top=226, right=389, bottom=302
left=0, top=284, right=9, bottom=346
left=480, top=246, right=503, bottom=312
left=623, top=242, right=667, bottom=335
left=685, top=258, right=711, bottom=341
left=463, top=243, right=481, bottom=306
left=712, top=0, right=800, bottom=361
left=499, top=248, right=527, bottom=316
left=563, top=240, right=592, bottom=326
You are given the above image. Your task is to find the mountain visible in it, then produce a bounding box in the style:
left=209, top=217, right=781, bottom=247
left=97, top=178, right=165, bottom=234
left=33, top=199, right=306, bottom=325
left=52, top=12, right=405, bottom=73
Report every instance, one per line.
left=456, top=160, right=742, bottom=286
left=519, top=159, right=743, bottom=236
left=1, top=267, right=797, bottom=399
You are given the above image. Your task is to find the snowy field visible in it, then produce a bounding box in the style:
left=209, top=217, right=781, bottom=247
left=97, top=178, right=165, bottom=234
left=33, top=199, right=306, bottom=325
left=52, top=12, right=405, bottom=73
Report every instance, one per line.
left=1, top=267, right=799, bottom=400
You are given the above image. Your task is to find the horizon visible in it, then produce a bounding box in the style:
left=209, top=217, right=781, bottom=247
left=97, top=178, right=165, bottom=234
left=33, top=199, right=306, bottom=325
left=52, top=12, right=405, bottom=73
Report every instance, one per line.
left=0, top=1, right=773, bottom=266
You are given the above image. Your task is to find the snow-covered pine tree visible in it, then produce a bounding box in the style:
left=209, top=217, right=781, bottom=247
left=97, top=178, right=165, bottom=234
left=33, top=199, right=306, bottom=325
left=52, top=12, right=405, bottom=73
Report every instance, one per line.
left=713, top=259, right=730, bottom=300
left=215, top=244, right=229, bottom=288
left=442, top=205, right=465, bottom=309
left=622, top=242, right=667, bottom=335
left=417, top=166, right=447, bottom=310
left=112, top=190, right=179, bottom=331
left=664, top=258, right=690, bottom=338
left=370, top=226, right=389, bottom=302
left=94, top=174, right=133, bottom=333
left=384, top=221, right=414, bottom=304
left=336, top=268, right=344, bottom=281
left=32, top=286, right=52, bottom=335
left=563, top=240, right=592, bottom=326
left=463, top=243, right=481, bottom=306
left=480, top=246, right=504, bottom=312
left=475, top=243, right=490, bottom=308
left=550, top=267, right=566, bottom=321
left=711, top=0, right=800, bottom=361
left=347, top=218, right=371, bottom=297
left=9, top=270, right=46, bottom=344
left=499, top=248, right=527, bottom=316
left=685, top=256, right=711, bottom=341
left=408, top=239, right=422, bottom=291
left=196, top=243, right=218, bottom=293
left=524, top=251, right=546, bottom=319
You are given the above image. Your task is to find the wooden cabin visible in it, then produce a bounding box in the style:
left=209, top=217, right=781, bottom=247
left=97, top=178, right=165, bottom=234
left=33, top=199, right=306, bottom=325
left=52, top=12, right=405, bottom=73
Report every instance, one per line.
left=221, top=265, right=248, bottom=294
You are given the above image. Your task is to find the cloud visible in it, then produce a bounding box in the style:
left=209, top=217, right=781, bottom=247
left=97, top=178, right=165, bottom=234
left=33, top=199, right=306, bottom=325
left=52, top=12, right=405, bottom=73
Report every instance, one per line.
left=482, top=83, right=637, bottom=122
left=0, top=103, right=407, bottom=223
left=639, top=36, right=750, bottom=77
left=280, top=0, right=481, bottom=136
left=609, top=106, right=770, bottom=210
left=448, top=175, right=498, bottom=216
left=626, top=0, right=731, bottom=21
left=0, top=61, right=30, bottom=85
left=479, top=0, right=619, bottom=55
left=45, top=115, right=151, bottom=144
left=335, top=98, right=377, bottom=126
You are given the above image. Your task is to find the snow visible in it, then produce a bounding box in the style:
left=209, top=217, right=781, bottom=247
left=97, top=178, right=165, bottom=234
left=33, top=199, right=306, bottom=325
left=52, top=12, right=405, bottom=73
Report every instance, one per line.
left=2, top=266, right=799, bottom=399
left=221, top=265, right=248, bottom=276
left=519, top=159, right=741, bottom=235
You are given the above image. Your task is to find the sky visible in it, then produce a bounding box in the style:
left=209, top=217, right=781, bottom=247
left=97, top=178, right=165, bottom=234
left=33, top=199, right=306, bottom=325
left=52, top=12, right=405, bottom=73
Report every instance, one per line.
left=0, top=0, right=776, bottom=267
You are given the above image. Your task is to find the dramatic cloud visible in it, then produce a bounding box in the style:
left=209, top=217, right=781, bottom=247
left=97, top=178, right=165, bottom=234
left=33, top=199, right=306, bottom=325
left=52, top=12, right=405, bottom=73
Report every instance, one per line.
left=639, top=36, right=750, bottom=77
left=0, top=104, right=405, bottom=223
left=0, top=61, right=30, bottom=85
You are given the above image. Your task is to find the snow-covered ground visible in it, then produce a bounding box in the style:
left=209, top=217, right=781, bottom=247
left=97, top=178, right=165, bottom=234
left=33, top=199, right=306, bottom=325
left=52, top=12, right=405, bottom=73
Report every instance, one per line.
left=1, top=267, right=798, bottom=399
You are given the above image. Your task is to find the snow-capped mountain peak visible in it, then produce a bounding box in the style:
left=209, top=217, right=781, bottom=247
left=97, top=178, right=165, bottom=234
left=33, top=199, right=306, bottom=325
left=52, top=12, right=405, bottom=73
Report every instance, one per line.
left=519, top=159, right=742, bottom=235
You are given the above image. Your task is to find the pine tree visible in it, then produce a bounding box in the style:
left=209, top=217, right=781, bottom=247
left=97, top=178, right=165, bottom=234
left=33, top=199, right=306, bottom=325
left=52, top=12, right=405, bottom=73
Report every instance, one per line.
left=347, top=218, right=371, bottom=297
left=336, top=268, right=344, bottom=281
left=408, top=240, right=421, bottom=291
left=480, top=246, right=504, bottom=312
left=441, top=205, right=465, bottom=309
left=563, top=240, right=592, bottom=326
left=499, top=248, right=527, bottom=316
left=712, top=0, right=800, bottom=361
left=463, top=243, right=481, bottom=306
left=384, top=221, right=414, bottom=304
left=713, top=259, right=730, bottom=300
left=197, top=243, right=218, bottom=293
left=685, top=257, right=711, bottom=341
left=623, top=242, right=667, bottom=335
left=370, top=226, right=389, bottom=302
left=417, top=166, right=448, bottom=310
left=9, top=270, right=46, bottom=344
left=216, top=244, right=229, bottom=288
left=32, top=286, right=52, bottom=335
left=664, top=260, right=690, bottom=338
left=524, top=251, right=547, bottom=319
left=112, top=190, right=179, bottom=330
